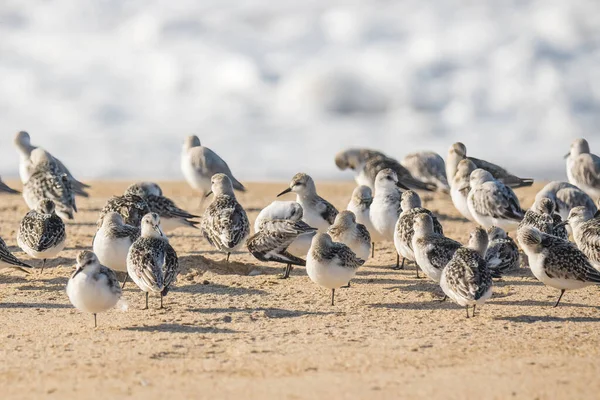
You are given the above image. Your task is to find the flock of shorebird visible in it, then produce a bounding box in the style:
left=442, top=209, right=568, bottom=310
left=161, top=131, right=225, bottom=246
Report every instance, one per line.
left=2, top=132, right=600, bottom=326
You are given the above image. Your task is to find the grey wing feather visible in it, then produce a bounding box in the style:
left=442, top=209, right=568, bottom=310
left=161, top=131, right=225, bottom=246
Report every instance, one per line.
left=190, top=147, right=245, bottom=191
left=472, top=183, right=523, bottom=220
left=469, top=157, right=533, bottom=188
left=0, top=178, right=20, bottom=194
left=571, top=154, right=600, bottom=189
left=542, top=235, right=600, bottom=283
left=0, top=237, right=32, bottom=271
left=162, top=243, right=179, bottom=296
left=333, top=242, right=365, bottom=269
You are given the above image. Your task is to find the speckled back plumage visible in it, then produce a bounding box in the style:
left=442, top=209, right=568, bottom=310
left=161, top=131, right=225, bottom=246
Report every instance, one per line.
left=127, top=236, right=179, bottom=295
left=98, top=194, right=151, bottom=227
left=201, top=194, right=250, bottom=252
left=18, top=209, right=66, bottom=252
left=469, top=181, right=524, bottom=221
left=573, top=218, right=600, bottom=265
left=309, top=195, right=338, bottom=225
left=365, top=156, right=436, bottom=192
left=397, top=208, right=443, bottom=252
left=444, top=247, right=493, bottom=301
left=24, top=161, right=76, bottom=219
left=102, top=218, right=140, bottom=241
left=93, top=265, right=122, bottom=296
left=247, top=219, right=316, bottom=266
left=485, top=229, right=519, bottom=278
left=414, top=234, right=461, bottom=271
left=0, top=237, right=32, bottom=271
left=311, top=239, right=365, bottom=270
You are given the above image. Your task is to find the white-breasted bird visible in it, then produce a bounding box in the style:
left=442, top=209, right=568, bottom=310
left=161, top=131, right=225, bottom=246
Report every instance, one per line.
left=450, top=159, right=478, bottom=222
left=535, top=181, right=596, bottom=222
left=327, top=210, right=371, bottom=261
left=485, top=226, right=520, bottom=278
left=401, top=151, right=450, bottom=193
left=565, top=138, right=600, bottom=200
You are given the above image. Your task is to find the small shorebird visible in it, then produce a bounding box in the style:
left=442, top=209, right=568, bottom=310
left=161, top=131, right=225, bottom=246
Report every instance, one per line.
left=327, top=210, right=371, bottom=261
left=467, top=169, right=524, bottom=230
left=306, top=233, right=365, bottom=305
left=346, top=185, right=376, bottom=256
left=93, top=212, right=140, bottom=286
left=277, top=173, right=338, bottom=232
left=247, top=218, right=317, bottom=279
left=98, top=192, right=151, bottom=227
left=66, top=251, right=122, bottom=328
left=0, top=176, right=19, bottom=194
left=0, top=237, right=32, bottom=274
left=370, top=169, right=404, bottom=268
left=335, top=148, right=386, bottom=187
left=450, top=159, right=478, bottom=221
left=535, top=181, right=596, bottom=222
left=412, top=213, right=461, bottom=284
left=446, top=142, right=533, bottom=188
left=565, top=138, right=600, bottom=199
left=401, top=151, right=450, bottom=193
left=23, top=149, right=77, bottom=220
left=201, top=174, right=250, bottom=261
left=127, top=213, right=179, bottom=309
left=17, top=199, right=66, bottom=272
left=181, top=135, right=245, bottom=205
left=566, top=206, right=600, bottom=269
left=394, top=190, right=443, bottom=277
left=485, top=226, right=520, bottom=278
left=518, top=198, right=568, bottom=240
left=254, top=201, right=315, bottom=260
left=518, top=226, right=600, bottom=307
left=14, top=131, right=89, bottom=197
left=440, top=227, right=493, bottom=318
left=125, top=182, right=199, bottom=232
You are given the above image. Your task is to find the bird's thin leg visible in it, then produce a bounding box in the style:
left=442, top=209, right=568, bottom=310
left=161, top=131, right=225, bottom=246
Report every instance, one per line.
left=466, top=306, right=470, bottom=318
left=371, top=243, right=375, bottom=258
left=472, top=304, right=477, bottom=317
left=121, top=274, right=128, bottom=289
left=331, top=289, right=335, bottom=306
left=279, top=264, right=292, bottom=279
left=553, top=290, right=566, bottom=308
left=143, top=292, right=149, bottom=310
left=436, top=295, right=447, bottom=303
left=94, top=313, right=97, bottom=328
left=226, top=253, right=231, bottom=263
left=341, top=281, right=351, bottom=288
left=415, top=263, right=420, bottom=279
left=40, top=259, right=46, bottom=274
left=160, top=294, right=164, bottom=309
left=392, top=257, right=404, bottom=271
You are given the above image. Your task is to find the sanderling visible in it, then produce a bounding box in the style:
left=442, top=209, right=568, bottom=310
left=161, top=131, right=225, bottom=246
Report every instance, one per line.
left=394, top=190, right=443, bottom=277
left=440, top=227, right=493, bottom=318
left=23, top=149, right=77, bottom=220
left=370, top=169, right=403, bottom=268
left=277, top=173, right=338, bottom=232
left=447, top=142, right=533, bottom=188
left=361, top=156, right=436, bottom=192
left=450, top=159, right=478, bottom=221
left=518, top=198, right=568, bottom=240
left=66, top=251, right=122, bottom=328
left=125, top=182, right=199, bottom=232
left=0, top=237, right=32, bottom=274
left=14, top=131, right=89, bottom=197
left=17, top=199, right=66, bottom=272
left=401, top=151, right=450, bottom=193
left=412, top=213, right=461, bottom=284
left=566, top=206, right=600, bottom=270
left=327, top=210, right=371, bottom=261
left=306, top=233, right=365, bottom=305
left=518, top=226, right=600, bottom=307
left=565, top=138, right=600, bottom=200
left=93, top=212, right=140, bottom=286
left=201, top=173, right=250, bottom=261
left=98, top=191, right=151, bottom=228
left=247, top=218, right=317, bottom=279
left=346, top=185, right=376, bottom=255
left=254, top=201, right=316, bottom=262
left=485, top=226, right=520, bottom=278
left=127, top=213, right=179, bottom=309
left=535, top=181, right=596, bottom=222
left=0, top=176, right=19, bottom=194
left=335, top=148, right=386, bottom=185
left=181, top=135, right=245, bottom=206
left=467, top=169, right=524, bottom=230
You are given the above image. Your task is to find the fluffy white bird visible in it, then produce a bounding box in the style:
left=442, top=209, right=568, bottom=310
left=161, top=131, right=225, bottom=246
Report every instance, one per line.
left=565, top=138, right=600, bottom=200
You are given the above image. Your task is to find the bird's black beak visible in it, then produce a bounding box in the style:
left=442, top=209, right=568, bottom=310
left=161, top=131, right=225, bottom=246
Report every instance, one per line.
left=205, top=191, right=213, bottom=198
left=396, top=181, right=410, bottom=190
left=72, top=267, right=83, bottom=279
left=277, top=187, right=292, bottom=197
left=564, top=153, right=570, bottom=159
left=153, top=224, right=164, bottom=237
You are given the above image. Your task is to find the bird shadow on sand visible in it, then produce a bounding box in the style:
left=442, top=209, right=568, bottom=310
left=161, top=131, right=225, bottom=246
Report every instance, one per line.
left=351, top=277, right=414, bottom=285
left=0, top=302, right=71, bottom=309
left=123, top=323, right=237, bottom=334
left=187, top=307, right=335, bottom=318
left=495, top=315, right=600, bottom=323
left=389, top=282, right=441, bottom=293
left=436, top=213, right=470, bottom=223
left=370, top=301, right=457, bottom=311
left=176, top=282, right=267, bottom=296
left=179, top=254, right=255, bottom=276
left=490, top=299, right=598, bottom=308
left=65, top=221, right=98, bottom=227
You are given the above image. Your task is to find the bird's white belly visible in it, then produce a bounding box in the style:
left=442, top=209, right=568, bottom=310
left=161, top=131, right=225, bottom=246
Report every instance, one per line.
left=181, top=156, right=211, bottom=193
left=19, top=158, right=32, bottom=184
left=301, top=206, right=331, bottom=232
left=451, top=188, right=473, bottom=221
left=306, top=255, right=357, bottom=289
left=413, top=244, right=443, bottom=282
left=19, top=238, right=66, bottom=260
left=93, top=234, right=131, bottom=272
left=67, top=273, right=119, bottom=313
left=527, top=251, right=590, bottom=290
left=356, top=171, right=373, bottom=189
left=370, top=205, right=396, bottom=241
left=288, top=233, right=314, bottom=258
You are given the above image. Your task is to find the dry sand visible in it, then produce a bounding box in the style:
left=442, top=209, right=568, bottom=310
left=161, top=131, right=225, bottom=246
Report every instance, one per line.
left=1, top=181, right=600, bottom=400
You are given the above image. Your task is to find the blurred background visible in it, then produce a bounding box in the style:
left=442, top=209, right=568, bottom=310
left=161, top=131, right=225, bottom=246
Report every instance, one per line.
left=1, top=0, right=599, bottom=181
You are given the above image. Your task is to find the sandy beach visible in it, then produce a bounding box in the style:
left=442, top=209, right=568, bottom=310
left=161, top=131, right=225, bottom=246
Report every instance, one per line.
left=1, top=180, right=599, bottom=400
